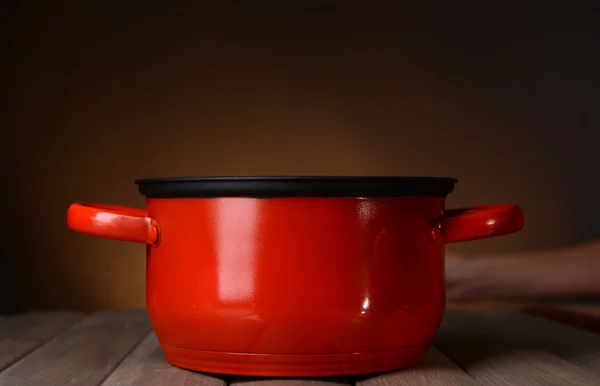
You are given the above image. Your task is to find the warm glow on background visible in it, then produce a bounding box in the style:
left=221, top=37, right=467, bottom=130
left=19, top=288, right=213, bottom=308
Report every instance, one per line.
left=3, top=3, right=599, bottom=312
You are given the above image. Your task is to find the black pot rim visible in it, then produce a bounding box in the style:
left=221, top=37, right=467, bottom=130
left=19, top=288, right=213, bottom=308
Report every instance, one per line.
left=135, top=176, right=458, bottom=198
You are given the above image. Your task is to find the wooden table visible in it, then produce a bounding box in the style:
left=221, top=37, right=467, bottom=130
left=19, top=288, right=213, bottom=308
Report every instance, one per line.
left=1, top=308, right=600, bottom=385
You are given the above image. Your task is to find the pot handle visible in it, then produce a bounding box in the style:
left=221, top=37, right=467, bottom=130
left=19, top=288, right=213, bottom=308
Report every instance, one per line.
left=436, top=204, right=524, bottom=244
left=66, top=203, right=160, bottom=245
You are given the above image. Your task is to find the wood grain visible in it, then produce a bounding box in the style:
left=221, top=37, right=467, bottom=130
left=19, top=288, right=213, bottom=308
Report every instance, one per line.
left=0, top=309, right=151, bottom=386
left=102, top=333, right=227, bottom=386
left=478, top=309, right=600, bottom=376
left=355, top=346, right=477, bottom=386
left=0, top=312, right=84, bottom=371
left=2, top=309, right=600, bottom=385
left=435, top=309, right=600, bottom=385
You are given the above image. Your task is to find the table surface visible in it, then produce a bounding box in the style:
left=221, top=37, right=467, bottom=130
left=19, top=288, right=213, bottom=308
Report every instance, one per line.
left=1, top=308, right=600, bottom=385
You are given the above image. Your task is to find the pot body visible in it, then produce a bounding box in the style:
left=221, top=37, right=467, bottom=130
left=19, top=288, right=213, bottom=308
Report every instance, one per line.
left=146, top=197, right=445, bottom=366
left=67, top=190, right=523, bottom=376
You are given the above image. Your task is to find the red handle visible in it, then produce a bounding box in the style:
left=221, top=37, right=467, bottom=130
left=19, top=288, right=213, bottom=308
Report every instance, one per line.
left=66, top=203, right=160, bottom=245
left=437, top=204, right=524, bottom=244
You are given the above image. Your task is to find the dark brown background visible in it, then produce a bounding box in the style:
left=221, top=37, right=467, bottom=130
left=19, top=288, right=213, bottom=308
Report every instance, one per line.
left=2, top=2, right=599, bottom=312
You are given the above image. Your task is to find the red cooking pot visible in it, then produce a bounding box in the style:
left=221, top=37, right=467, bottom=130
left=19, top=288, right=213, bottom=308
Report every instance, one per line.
left=66, top=176, right=523, bottom=377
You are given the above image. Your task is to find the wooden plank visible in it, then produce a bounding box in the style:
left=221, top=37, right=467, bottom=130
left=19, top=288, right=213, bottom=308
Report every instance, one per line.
left=435, top=309, right=600, bottom=385
left=478, top=309, right=600, bottom=376
left=0, top=312, right=84, bottom=371
left=355, top=346, right=478, bottom=386
left=0, top=309, right=152, bottom=386
left=101, top=333, right=227, bottom=386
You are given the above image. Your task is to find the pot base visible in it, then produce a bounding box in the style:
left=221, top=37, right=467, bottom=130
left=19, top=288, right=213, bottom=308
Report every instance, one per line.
left=162, top=343, right=429, bottom=377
